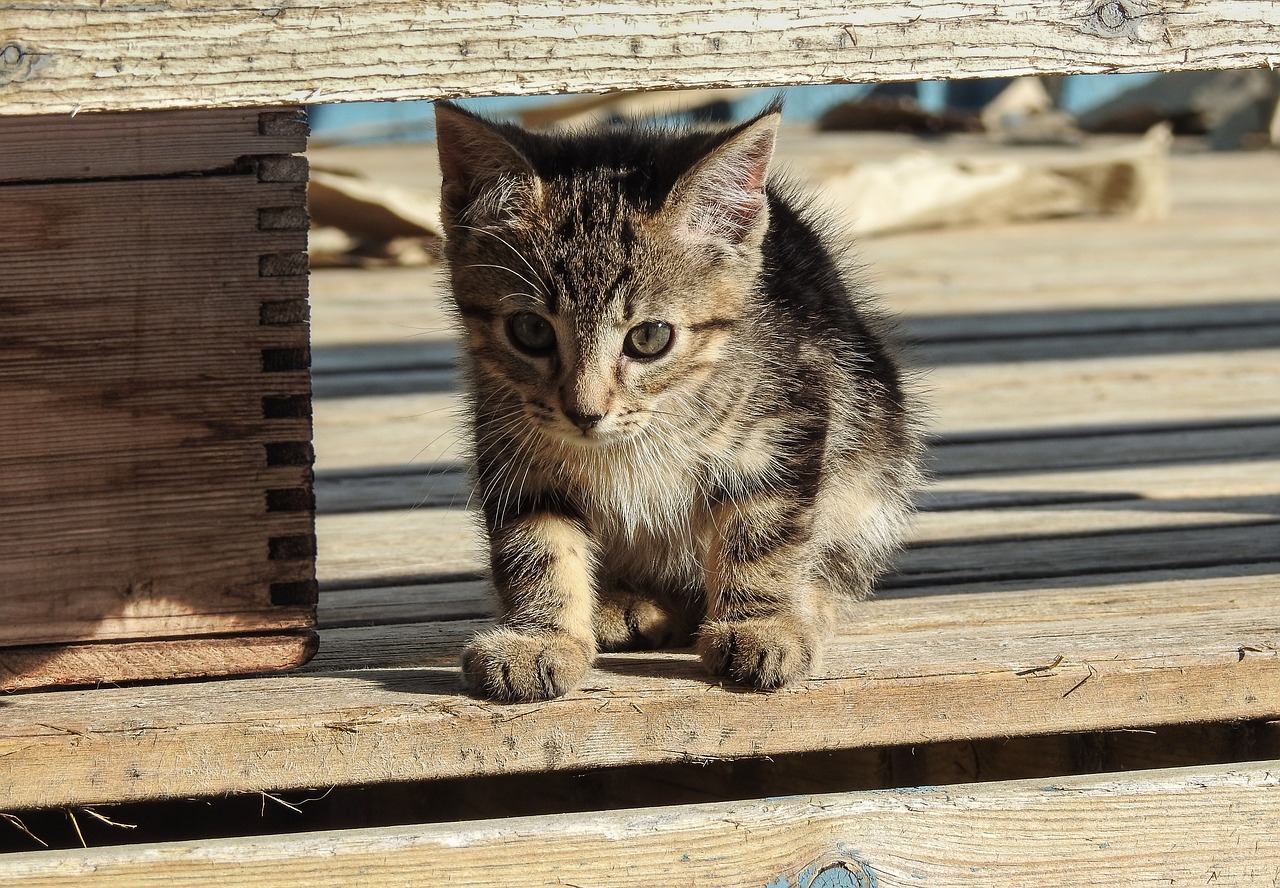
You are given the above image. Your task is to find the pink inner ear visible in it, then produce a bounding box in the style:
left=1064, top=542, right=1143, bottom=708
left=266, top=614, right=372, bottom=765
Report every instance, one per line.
left=675, top=121, right=777, bottom=247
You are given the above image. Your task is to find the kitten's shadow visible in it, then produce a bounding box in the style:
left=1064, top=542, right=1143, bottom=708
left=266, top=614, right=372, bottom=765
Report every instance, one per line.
left=595, top=648, right=703, bottom=681
left=594, top=648, right=770, bottom=695
left=340, top=649, right=751, bottom=700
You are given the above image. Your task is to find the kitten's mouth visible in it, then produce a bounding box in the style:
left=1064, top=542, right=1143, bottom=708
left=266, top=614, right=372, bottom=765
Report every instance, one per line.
left=544, top=418, right=632, bottom=448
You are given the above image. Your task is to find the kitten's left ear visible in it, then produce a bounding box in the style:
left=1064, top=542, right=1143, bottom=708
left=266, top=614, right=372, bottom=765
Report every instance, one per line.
left=665, top=106, right=780, bottom=251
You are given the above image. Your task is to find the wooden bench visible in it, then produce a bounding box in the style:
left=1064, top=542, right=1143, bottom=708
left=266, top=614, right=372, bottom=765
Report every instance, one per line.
left=2, top=1, right=1279, bottom=881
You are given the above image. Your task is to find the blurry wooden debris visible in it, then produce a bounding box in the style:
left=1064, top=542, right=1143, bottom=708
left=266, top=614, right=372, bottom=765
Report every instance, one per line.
left=516, top=89, right=759, bottom=130
left=308, top=167, right=442, bottom=267
left=824, top=124, right=1171, bottom=237
left=1078, top=70, right=1280, bottom=150
left=981, top=78, right=1082, bottom=146
left=817, top=95, right=982, bottom=135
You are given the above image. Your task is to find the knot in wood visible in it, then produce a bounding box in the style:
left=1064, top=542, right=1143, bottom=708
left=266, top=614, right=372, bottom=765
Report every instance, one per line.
left=1097, top=1, right=1130, bottom=31
left=0, top=41, right=49, bottom=85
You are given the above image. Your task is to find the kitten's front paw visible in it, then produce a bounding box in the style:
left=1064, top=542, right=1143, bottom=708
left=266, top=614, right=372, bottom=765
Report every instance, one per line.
left=697, top=619, right=819, bottom=690
left=594, top=591, right=693, bottom=651
left=461, top=627, right=594, bottom=702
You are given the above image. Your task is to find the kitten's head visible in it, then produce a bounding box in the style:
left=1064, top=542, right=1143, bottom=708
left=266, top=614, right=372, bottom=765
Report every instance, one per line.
left=435, top=101, right=780, bottom=449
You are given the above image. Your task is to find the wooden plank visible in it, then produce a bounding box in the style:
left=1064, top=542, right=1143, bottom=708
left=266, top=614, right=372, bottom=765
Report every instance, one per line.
left=6, top=762, right=1273, bottom=887
left=0, top=632, right=319, bottom=693
left=4, top=1, right=1280, bottom=115
left=0, top=175, right=314, bottom=648
left=316, top=559, right=1280, bottom=631
left=311, top=565, right=1280, bottom=670
left=307, top=347, right=1280, bottom=471
left=310, top=453, right=1280, bottom=585
left=312, top=423, right=1280, bottom=512
left=0, top=107, right=307, bottom=181
left=0, top=113, right=318, bottom=688
left=307, top=309, right=1280, bottom=378
left=0, top=566, right=1276, bottom=807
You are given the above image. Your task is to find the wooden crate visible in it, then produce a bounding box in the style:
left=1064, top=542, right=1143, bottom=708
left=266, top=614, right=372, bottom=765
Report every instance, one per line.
left=0, top=108, right=318, bottom=691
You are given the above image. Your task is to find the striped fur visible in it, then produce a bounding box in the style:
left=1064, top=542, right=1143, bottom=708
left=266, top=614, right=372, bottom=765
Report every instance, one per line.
left=437, top=101, right=925, bottom=702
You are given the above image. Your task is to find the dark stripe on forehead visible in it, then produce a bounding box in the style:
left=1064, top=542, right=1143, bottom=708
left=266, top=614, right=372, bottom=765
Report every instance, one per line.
left=610, top=263, right=636, bottom=317
left=688, top=317, right=739, bottom=333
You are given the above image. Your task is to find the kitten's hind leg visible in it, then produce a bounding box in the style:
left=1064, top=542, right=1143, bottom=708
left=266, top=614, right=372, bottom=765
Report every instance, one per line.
left=593, top=585, right=697, bottom=652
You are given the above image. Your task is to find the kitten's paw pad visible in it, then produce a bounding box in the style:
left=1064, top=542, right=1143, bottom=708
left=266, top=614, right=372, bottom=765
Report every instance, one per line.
left=696, top=619, right=819, bottom=690
left=461, top=627, right=593, bottom=702
left=594, top=594, right=692, bottom=651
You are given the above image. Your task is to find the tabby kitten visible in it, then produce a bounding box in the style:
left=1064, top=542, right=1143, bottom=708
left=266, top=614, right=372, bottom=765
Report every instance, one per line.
left=435, top=100, right=923, bottom=702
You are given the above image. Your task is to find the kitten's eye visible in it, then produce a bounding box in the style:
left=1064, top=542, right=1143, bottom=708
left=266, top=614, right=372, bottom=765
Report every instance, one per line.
left=623, top=322, right=674, bottom=359
left=507, top=311, right=556, bottom=356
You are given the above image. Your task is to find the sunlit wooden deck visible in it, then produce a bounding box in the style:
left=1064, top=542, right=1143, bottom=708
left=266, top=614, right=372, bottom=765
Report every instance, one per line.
left=1, top=135, right=1278, bottom=875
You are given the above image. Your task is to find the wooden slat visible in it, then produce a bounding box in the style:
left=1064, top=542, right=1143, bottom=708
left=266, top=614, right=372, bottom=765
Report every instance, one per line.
left=313, top=504, right=1279, bottom=588
left=3, top=1, right=1280, bottom=115
left=0, top=108, right=307, bottom=182
left=307, top=346, right=1280, bottom=471
left=311, top=423, right=1280, bottom=513
left=320, top=429, right=1280, bottom=590
left=1, top=111, right=317, bottom=689
left=6, top=761, right=1273, bottom=887
left=0, top=632, right=319, bottom=692
left=0, top=176, right=314, bottom=650
left=0, top=566, right=1276, bottom=808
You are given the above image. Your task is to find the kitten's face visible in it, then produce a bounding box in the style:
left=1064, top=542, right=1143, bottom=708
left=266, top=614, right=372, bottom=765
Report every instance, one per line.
left=447, top=193, right=739, bottom=448
left=436, top=103, right=779, bottom=450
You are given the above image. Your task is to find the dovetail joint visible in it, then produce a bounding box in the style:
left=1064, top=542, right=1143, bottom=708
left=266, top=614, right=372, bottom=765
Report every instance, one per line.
left=258, top=109, right=310, bottom=140
left=269, top=534, right=317, bottom=561
left=256, top=154, right=309, bottom=183
left=262, top=346, right=311, bottom=373
left=269, top=580, right=319, bottom=607
left=265, top=441, right=315, bottom=467
left=266, top=487, right=316, bottom=513
left=258, top=206, right=310, bottom=232
left=259, top=251, right=309, bottom=278
left=262, top=394, right=312, bottom=420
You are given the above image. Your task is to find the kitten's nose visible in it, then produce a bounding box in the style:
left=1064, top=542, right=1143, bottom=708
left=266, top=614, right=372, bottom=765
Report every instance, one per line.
left=564, top=408, right=605, bottom=432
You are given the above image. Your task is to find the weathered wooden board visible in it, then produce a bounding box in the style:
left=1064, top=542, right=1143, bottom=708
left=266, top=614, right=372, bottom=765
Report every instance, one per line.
left=7, top=762, right=1273, bottom=887
left=0, top=108, right=317, bottom=690
left=305, top=345, right=1280, bottom=471
left=312, top=422, right=1280, bottom=513
left=0, top=564, right=1275, bottom=809
left=0, top=107, right=307, bottom=182
left=4, top=1, right=1280, bottom=115
left=313, top=502, right=1279, bottom=587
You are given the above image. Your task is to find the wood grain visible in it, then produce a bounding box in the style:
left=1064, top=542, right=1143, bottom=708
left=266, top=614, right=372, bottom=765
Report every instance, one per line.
left=3, top=1, right=1280, bottom=115
left=7, top=762, right=1273, bottom=886
left=0, top=107, right=307, bottom=181
left=0, top=567, right=1276, bottom=809
left=0, top=109, right=317, bottom=689
left=0, top=632, right=319, bottom=693
left=305, top=346, right=1280, bottom=472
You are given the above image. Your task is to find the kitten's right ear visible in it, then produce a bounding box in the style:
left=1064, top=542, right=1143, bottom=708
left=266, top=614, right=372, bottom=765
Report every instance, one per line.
left=435, top=101, right=538, bottom=229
